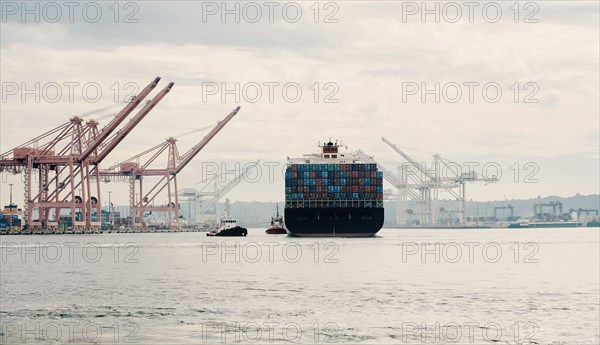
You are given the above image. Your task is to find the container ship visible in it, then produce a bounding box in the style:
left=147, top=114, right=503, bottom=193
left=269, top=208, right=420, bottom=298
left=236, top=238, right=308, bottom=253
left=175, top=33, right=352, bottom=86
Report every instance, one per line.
left=284, top=140, right=384, bottom=236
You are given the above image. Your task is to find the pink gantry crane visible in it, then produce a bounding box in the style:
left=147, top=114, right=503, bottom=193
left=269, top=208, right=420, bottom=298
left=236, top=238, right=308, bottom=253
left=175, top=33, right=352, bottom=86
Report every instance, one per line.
left=100, top=106, right=241, bottom=230
left=0, top=77, right=173, bottom=232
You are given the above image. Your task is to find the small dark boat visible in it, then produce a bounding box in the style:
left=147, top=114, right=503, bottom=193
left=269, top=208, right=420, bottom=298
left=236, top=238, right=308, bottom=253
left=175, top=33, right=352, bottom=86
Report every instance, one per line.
left=266, top=204, right=287, bottom=234
left=207, top=217, right=248, bottom=236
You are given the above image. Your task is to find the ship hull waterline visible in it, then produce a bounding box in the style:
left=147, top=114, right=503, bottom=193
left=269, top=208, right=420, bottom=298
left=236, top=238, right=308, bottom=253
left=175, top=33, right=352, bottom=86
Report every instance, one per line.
left=284, top=207, right=384, bottom=237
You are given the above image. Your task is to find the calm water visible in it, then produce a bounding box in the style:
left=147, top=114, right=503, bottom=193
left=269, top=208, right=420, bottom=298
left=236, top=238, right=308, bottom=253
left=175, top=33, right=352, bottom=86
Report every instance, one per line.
left=1, top=228, right=598, bottom=344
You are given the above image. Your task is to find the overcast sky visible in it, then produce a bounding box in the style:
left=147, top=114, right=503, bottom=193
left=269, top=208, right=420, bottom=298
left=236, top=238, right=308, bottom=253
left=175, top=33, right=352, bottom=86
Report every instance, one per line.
left=1, top=1, right=598, bottom=205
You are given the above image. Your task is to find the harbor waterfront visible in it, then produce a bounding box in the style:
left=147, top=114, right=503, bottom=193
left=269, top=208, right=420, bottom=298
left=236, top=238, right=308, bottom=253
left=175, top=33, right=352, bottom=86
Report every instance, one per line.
left=1, top=228, right=598, bottom=344
left=1, top=1, right=598, bottom=344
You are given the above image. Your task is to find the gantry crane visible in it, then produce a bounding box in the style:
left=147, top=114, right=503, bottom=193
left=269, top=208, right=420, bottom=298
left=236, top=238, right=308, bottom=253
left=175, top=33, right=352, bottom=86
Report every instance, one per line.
left=571, top=208, right=599, bottom=216
left=493, top=204, right=514, bottom=220
left=379, top=165, right=438, bottom=225
left=381, top=137, right=494, bottom=226
left=356, top=149, right=428, bottom=225
left=432, top=153, right=495, bottom=223
left=100, top=106, right=241, bottom=230
left=195, top=160, right=261, bottom=219
left=0, top=77, right=170, bottom=232
left=534, top=201, right=563, bottom=220
left=382, top=137, right=459, bottom=224
left=52, top=80, right=173, bottom=230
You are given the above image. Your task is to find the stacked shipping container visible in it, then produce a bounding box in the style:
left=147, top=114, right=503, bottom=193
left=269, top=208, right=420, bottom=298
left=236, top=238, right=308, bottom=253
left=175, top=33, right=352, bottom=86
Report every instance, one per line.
left=285, top=163, right=383, bottom=207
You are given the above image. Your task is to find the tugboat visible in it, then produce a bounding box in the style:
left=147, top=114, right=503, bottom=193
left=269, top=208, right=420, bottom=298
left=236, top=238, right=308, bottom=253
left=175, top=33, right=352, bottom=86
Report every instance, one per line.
left=266, top=204, right=287, bottom=234
left=206, top=217, right=248, bottom=236
left=206, top=199, right=248, bottom=236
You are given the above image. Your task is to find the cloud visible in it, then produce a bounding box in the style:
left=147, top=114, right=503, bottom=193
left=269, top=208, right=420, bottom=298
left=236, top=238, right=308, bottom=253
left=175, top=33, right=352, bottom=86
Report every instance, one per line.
left=0, top=1, right=598, bottom=203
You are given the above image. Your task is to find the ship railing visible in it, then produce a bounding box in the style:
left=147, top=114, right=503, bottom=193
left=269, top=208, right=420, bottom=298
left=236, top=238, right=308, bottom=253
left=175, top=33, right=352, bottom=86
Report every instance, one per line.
left=284, top=199, right=383, bottom=209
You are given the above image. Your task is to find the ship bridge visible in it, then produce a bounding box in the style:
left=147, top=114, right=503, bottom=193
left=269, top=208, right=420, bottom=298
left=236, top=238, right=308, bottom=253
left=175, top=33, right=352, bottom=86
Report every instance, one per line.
left=287, top=140, right=376, bottom=165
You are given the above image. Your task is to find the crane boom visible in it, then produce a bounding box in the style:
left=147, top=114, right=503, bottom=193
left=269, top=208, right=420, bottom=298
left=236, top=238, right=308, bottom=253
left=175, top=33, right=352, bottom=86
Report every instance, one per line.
left=354, top=150, right=422, bottom=199
left=78, top=77, right=161, bottom=162
left=378, top=165, right=422, bottom=199
left=381, top=137, right=437, bottom=182
left=381, top=137, right=463, bottom=200
left=197, top=160, right=260, bottom=215
left=355, top=150, right=401, bottom=187
left=217, top=160, right=260, bottom=199
left=92, top=82, right=174, bottom=164
left=175, top=106, right=240, bottom=174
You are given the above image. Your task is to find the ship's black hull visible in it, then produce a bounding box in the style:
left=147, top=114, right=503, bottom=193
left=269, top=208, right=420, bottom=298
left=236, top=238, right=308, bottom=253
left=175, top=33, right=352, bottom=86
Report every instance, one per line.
left=284, top=207, right=384, bottom=237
